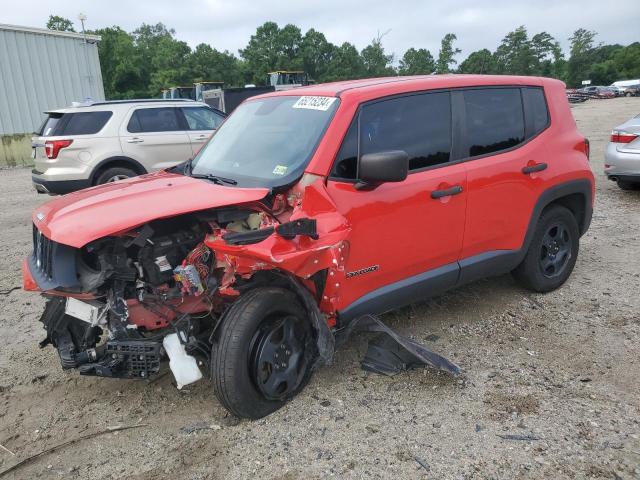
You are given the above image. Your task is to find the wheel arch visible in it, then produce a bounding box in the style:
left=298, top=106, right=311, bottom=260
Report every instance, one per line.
left=212, top=270, right=335, bottom=366
left=523, top=179, right=593, bottom=253
left=90, top=156, right=148, bottom=185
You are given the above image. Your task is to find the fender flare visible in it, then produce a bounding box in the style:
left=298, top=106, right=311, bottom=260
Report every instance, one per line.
left=521, top=178, right=593, bottom=253
left=90, top=156, right=148, bottom=184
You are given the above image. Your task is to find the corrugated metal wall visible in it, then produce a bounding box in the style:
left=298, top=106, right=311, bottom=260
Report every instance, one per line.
left=0, top=25, right=105, bottom=135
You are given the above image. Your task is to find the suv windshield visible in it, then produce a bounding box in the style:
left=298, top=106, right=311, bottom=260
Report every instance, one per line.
left=191, top=95, right=339, bottom=188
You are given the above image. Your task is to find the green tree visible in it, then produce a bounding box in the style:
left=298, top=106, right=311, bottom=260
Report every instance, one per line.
left=399, top=48, right=435, bottom=75
left=239, top=22, right=303, bottom=84
left=188, top=44, right=243, bottom=87
left=46, top=15, right=75, bottom=32
left=458, top=48, right=496, bottom=74
left=361, top=38, right=395, bottom=77
left=299, top=29, right=336, bottom=81
left=567, top=28, right=597, bottom=87
left=436, top=33, right=461, bottom=73
left=92, top=26, right=144, bottom=99
left=494, top=26, right=536, bottom=75
left=323, top=42, right=366, bottom=81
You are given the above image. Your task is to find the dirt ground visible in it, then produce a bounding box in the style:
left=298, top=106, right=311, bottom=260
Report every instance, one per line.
left=1, top=97, right=639, bottom=480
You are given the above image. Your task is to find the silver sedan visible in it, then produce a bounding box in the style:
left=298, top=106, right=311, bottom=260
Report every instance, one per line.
left=605, top=114, right=640, bottom=190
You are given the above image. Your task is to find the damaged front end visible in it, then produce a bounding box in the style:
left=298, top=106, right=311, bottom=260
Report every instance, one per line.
left=24, top=176, right=459, bottom=401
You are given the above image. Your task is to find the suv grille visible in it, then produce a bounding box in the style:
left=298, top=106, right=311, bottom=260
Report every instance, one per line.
left=32, top=224, right=54, bottom=280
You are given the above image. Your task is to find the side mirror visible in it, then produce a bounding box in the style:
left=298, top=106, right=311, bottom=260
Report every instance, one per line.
left=356, top=150, right=409, bottom=189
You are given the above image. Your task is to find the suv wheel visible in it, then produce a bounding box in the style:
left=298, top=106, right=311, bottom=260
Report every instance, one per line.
left=211, top=287, right=316, bottom=419
left=513, top=205, right=579, bottom=293
left=95, top=167, right=137, bottom=185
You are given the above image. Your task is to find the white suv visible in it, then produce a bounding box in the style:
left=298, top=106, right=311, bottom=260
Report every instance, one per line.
left=31, top=99, right=226, bottom=194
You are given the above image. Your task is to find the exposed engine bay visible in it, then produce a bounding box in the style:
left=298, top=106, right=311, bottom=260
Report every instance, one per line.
left=38, top=200, right=325, bottom=383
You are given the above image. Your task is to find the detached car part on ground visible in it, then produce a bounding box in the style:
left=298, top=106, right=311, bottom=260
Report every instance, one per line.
left=23, top=76, right=594, bottom=419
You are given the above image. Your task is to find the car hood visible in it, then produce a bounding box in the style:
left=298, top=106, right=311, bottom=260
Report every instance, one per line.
left=33, top=172, right=270, bottom=248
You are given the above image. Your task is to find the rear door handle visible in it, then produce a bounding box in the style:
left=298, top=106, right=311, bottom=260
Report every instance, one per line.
left=126, top=137, right=144, bottom=144
left=431, top=185, right=463, bottom=199
left=195, top=134, right=208, bottom=140
left=522, top=162, right=547, bottom=174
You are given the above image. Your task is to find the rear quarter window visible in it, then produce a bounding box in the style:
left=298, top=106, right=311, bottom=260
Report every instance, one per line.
left=522, top=87, right=549, bottom=138
left=40, top=111, right=113, bottom=136
left=62, top=111, right=113, bottom=135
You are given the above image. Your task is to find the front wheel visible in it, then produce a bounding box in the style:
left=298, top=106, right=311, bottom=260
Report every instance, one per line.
left=512, top=205, right=579, bottom=292
left=211, top=287, right=316, bottom=419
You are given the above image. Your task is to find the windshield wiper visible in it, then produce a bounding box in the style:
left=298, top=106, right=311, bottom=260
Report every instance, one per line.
left=190, top=173, right=238, bottom=186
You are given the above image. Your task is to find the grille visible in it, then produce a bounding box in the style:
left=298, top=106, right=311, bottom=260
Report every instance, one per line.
left=32, top=224, right=54, bottom=280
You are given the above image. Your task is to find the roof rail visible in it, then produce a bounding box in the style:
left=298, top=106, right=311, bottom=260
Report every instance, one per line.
left=86, top=98, right=197, bottom=106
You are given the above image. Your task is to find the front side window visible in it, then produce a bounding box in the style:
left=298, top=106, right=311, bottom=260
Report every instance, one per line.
left=182, top=107, right=224, bottom=130
left=462, top=88, right=524, bottom=157
left=191, top=95, right=339, bottom=188
left=127, top=108, right=182, bottom=133
left=331, top=91, right=452, bottom=179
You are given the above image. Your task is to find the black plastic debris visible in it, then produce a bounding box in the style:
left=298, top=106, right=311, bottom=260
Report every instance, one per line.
left=336, top=315, right=461, bottom=376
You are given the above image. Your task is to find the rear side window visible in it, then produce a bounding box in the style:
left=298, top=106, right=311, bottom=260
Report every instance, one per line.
left=522, top=87, right=549, bottom=138
left=127, top=108, right=182, bottom=133
left=181, top=107, right=224, bottom=130
left=360, top=92, right=451, bottom=171
left=39, top=111, right=112, bottom=136
left=462, top=88, right=524, bottom=157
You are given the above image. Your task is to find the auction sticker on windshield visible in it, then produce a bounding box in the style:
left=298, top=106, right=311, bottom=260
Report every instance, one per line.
left=292, top=96, right=337, bottom=111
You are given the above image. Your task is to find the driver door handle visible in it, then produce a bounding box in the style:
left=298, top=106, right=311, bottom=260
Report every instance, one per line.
left=431, top=185, right=463, bottom=199
left=522, top=162, right=547, bottom=174
left=127, top=137, right=144, bottom=144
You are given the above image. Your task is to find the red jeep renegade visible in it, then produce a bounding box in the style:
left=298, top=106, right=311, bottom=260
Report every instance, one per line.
left=24, top=75, right=594, bottom=419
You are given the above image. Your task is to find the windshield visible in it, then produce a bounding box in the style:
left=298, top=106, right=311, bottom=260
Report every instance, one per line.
left=191, top=95, right=339, bottom=188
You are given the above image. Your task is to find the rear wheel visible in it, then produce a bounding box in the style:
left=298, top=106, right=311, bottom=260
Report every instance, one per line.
left=617, top=179, right=639, bottom=191
left=513, top=205, right=579, bottom=292
left=211, top=287, right=316, bottom=419
left=95, top=166, right=137, bottom=185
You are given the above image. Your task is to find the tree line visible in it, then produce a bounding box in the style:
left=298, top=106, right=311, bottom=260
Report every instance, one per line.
left=47, top=15, right=640, bottom=99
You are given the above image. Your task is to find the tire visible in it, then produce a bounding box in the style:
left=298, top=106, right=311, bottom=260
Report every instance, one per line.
left=617, top=179, right=639, bottom=191
left=211, top=287, right=316, bottom=419
left=94, top=166, right=137, bottom=185
left=512, top=205, right=579, bottom=293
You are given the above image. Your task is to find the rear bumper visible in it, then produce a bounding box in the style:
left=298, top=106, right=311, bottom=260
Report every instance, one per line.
left=604, top=143, right=640, bottom=179
left=32, top=172, right=91, bottom=194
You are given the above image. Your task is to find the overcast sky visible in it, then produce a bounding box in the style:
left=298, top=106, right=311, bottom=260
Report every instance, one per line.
left=3, top=0, right=639, bottom=62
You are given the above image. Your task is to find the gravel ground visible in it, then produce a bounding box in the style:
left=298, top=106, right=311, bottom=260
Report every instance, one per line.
left=1, top=97, right=639, bottom=480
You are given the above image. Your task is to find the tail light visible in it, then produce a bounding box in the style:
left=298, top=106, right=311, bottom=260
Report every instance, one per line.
left=44, top=139, right=73, bottom=159
left=610, top=130, right=638, bottom=144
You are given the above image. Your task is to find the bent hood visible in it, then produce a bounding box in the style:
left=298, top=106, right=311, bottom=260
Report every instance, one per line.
left=33, top=172, right=270, bottom=248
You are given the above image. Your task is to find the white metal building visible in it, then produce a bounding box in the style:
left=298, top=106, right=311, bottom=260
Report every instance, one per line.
left=0, top=24, right=104, bottom=166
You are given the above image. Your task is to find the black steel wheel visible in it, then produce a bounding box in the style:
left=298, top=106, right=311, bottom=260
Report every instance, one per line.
left=250, top=314, right=310, bottom=400
left=539, top=222, right=572, bottom=278
left=513, top=205, right=580, bottom=292
left=211, top=287, right=316, bottom=419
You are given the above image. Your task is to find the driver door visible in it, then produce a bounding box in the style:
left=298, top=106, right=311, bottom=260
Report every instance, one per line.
left=326, top=91, right=467, bottom=313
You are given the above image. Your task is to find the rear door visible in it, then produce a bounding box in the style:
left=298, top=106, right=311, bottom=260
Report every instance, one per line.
left=181, top=106, right=225, bottom=155
left=458, top=87, right=550, bottom=264
left=120, top=106, right=192, bottom=171
left=326, top=91, right=468, bottom=312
